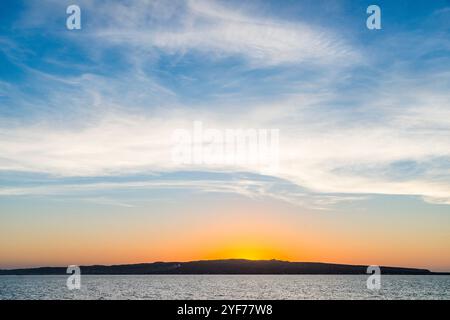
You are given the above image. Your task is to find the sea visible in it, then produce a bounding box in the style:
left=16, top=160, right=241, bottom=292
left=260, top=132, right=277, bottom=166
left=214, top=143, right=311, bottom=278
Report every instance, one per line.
left=0, top=275, right=449, bottom=300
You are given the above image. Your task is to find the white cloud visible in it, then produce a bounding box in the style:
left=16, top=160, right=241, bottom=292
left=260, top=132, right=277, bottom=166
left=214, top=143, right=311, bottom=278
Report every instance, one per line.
left=1, top=79, right=450, bottom=207
left=86, top=0, right=358, bottom=66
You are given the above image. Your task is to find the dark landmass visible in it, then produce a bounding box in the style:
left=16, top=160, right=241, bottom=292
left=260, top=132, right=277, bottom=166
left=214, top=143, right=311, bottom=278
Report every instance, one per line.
left=1, top=259, right=449, bottom=275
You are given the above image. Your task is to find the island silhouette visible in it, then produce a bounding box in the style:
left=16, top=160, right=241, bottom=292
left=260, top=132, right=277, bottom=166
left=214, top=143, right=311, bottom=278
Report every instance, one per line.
left=1, top=259, right=449, bottom=275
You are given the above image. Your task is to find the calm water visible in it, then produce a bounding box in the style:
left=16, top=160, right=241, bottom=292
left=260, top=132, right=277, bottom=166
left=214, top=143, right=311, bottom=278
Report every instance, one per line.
left=0, top=275, right=449, bottom=300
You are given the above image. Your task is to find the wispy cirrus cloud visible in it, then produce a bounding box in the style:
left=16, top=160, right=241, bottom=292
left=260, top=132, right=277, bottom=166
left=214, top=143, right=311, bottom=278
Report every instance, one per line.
left=15, top=0, right=359, bottom=67
left=131, top=0, right=357, bottom=66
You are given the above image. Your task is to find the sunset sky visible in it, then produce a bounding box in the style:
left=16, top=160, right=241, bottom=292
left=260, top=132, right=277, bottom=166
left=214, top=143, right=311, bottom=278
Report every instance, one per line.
left=1, top=0, right=450, bottom=271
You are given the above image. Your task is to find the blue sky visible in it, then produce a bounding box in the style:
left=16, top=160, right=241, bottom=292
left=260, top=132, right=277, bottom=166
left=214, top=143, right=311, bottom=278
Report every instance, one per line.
left=1, top=0, right=450, bottom=269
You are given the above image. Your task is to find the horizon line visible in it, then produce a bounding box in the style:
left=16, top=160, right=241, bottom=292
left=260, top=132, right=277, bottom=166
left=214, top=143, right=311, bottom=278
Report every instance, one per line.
left=2, top=258, right=449, bottom=273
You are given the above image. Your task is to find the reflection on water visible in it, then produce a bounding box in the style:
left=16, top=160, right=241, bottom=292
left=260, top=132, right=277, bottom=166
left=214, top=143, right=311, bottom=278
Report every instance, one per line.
left=0, top=275, right=449, bottom=300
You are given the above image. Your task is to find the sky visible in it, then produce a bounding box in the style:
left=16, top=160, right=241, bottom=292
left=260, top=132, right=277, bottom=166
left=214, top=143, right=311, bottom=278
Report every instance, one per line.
left=0, top=0, right=450, bottom=271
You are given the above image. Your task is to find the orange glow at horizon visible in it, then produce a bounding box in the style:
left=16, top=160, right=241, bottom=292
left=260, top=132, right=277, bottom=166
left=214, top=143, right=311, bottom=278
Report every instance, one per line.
left=1, top=201, right=450, bottom=272
left=199, top=238, right=294, bottom=262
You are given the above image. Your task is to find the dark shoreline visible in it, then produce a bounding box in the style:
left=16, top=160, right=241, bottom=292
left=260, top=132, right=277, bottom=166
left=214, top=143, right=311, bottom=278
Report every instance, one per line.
left=1, top=259, right=449, bottom=275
